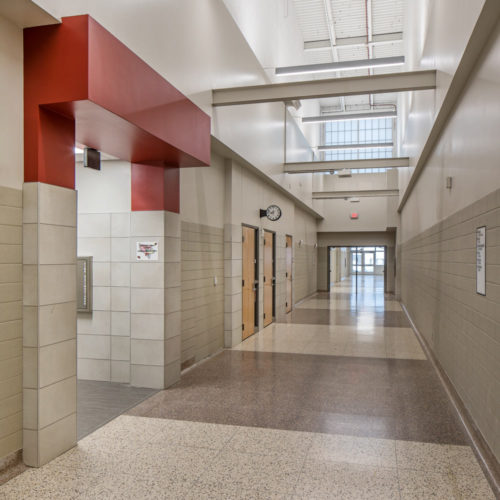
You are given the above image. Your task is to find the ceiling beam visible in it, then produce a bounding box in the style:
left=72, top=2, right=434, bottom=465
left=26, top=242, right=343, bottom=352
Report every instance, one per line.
left=212, top=70, right=436, bottom=106
left=302, top=110, right=396, bottom=123
left=284, top=157, right=409, bottom=173
left=313, top=189, right=399, bottom=199
left=304, top=32, right=403, bottom=51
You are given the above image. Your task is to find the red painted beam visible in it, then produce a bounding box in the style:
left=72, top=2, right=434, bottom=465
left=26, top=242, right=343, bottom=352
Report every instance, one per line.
left=24, top=14, right=210, bottom=208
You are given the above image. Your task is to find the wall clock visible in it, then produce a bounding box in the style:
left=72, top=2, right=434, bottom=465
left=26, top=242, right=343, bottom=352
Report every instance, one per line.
left=260, top=205, right=282, bottom=221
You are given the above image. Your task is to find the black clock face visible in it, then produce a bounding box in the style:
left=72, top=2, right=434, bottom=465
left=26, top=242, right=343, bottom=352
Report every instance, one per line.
left=266, top=205, right=282, bottom=221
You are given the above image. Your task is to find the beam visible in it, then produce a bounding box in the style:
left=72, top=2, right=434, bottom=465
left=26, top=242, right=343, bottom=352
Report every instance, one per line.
left=313, top=189, right=399, bottom=199
left=304, top=32, right=403, bottom=51
left=212, top=70, right=436, bottom=107
left=317, top=142, right=392, bottom=151
left=284, top=157, right=410, bottom=173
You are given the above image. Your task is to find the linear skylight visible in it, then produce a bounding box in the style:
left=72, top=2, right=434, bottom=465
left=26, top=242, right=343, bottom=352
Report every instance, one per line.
left=303, top=111, right=396, bottom=123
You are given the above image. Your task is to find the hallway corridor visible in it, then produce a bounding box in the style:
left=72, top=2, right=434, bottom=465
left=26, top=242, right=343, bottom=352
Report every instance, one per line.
left=0, top=278, right=495, bottom=499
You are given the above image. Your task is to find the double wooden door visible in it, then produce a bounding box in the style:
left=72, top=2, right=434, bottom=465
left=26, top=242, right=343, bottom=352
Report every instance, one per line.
left=286, top=235, right=293, bottom=313
left=263, top=230, right=274, bottom=327
left=242, top=226, right=257, bottom=339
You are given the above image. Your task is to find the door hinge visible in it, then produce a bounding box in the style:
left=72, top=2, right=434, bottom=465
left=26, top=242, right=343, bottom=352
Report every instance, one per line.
left=286, top=272, right=288, bottom=277
left=242, top=323, right=244, bottom=330
left=263, top=276, right=266, bottom=283
left=242, top=279, right=244, bottom=287
left=286, top=302, right=288, bottom=307
left=242, top=235, right=245, bottom=242
left=263, top=313, right=266, bottom=319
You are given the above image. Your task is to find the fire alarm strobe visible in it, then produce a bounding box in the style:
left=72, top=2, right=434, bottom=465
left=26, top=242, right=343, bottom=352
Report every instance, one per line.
left=259, top=205, right=282, bottom=221
left=350, top=212, right=359, bottom=220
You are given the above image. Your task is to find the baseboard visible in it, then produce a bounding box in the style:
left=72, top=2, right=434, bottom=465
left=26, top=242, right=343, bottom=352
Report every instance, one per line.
left=294, top=290, right=318, bottom=307
left=401, top=303, right=500, bottom=499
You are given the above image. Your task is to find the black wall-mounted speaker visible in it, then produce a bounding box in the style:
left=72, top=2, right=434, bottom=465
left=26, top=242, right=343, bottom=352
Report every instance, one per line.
left=84, top=148, right=101, bottom=170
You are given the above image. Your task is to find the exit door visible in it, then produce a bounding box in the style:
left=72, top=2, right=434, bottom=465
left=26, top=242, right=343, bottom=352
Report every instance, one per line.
left=242, top=225, right=258, bottom=339
left=263, top=230, right=275, bottom=327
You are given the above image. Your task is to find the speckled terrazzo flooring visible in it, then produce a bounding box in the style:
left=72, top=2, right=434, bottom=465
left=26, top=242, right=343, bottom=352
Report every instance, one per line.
left=0, top=416, right=494, bottom=499
left=1, top=275, right=496, bottom=498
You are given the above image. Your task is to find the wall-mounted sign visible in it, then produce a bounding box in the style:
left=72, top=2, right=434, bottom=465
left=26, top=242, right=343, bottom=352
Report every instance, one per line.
left=259, top=205, right=282, bottom=221
left=136, top=241, right=158, bottom=261
left=476, top=226, right=486, bottom=295
left=350, top=212, right=359, bottom=219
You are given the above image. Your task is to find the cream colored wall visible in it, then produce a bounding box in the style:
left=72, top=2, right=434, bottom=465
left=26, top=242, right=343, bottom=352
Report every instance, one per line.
left=34, top=0, right=318, bottom=212
left=0, top=15, right=23, bottom=464
left=400, top=0, right=500, bottom=461
left=0, top=15, right=23, bottom=191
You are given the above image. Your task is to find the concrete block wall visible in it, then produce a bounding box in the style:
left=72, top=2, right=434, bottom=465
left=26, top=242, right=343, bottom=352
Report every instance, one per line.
left=77, top=212, right=131, bottom=383
left=22, top=183, right=77, bottom=467
left=180, top=222, right=224, bottom=368
left=400, top=188, right=500, bottom=461
left=0, top=186, right=23, bottom=463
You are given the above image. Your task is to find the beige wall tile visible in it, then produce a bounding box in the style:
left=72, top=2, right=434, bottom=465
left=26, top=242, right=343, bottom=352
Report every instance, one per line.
left=92, top=286, right=111, bottom=311
left=0, top=301, right=22, bottom=323
left=22, top=183, right=38, bottom=224
left=0, top=186, right=22, bottom=208
left=0, top=264, right=21, bottom=283
left=21, top=429, right=37, bottom=467
left=0, top=282, right=22, bottom=303
left=0, top=206, right=21, bottom=226
left=164, top=236, right=181, bottom=263
left=131, top=263, right=164, bottom=288
left=131, top=288, right=164, bottom=314
left=38, top=265, right=76, bottom=305
left=111, top=237, right=130, bottom=262
left=22, top=265, right=38, bottom=306
left=39, top=302, right=76, bottom=346
left=111, top=286, right=130, bottom=312
left=111, top=263, right=130, bottom=287
left=39, top=339, right=76, bottom=388
left=77, top=213, right=110, bottom=238
left=77, top=310, right=110, bottom=335
left=22, top=389, right=37, bottom=430
left=131, top=313, right=164, bottom=340
left=37, top=412, right=76, bottom=466
left=164, top=335, right=180, bottom=365
left=78, top=334, right=110, bottom=360
left=92, top=262, right=111, bottom=287
left=38, top=376, right=76, bottom=429
left=22, top=347, right=37, bottom=389
left=0, top=320, right=22, bottom=344
left=78, top=237, right=110, bottom=262
left=111, top=360, right=130, bottom=383
left=165, top=311, right=181, bottom=340
left=39, top=225, right=76, bottom=265
left=38, top=183, right=76, bottom=227
left=111, top=213, right=130, bottom=237
left=111, top=311, right=130, bottom=335
left=165, top=262, right=181, bottom=288
left=164, top=359, right=180, bottom=388
left=77, top=358, right=110, bottom=381
left=130, top=364, right=164, bottom=389
left=131, top=211, right=165, bottom=237
left=111, top=336, right=130, bottom=361
left=22, top=224, right=37, bottom=265
left=22, top=307, right=37, bottom=347
left=0, top=243, right=22, bottom=264
left=131, top=339, right=164, bottom=366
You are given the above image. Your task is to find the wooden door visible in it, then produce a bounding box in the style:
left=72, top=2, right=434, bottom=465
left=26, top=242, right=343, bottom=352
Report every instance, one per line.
left=263, top=230, right=274, bottom=327
left=242, top=226, right=256, bottom=339
left=286, top=235, right=293, bottom=313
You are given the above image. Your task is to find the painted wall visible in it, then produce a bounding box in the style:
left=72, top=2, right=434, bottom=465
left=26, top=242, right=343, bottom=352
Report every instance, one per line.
left=400, top=0, right=500, bottom=461
left=33, top=0, right=318, bottom=213
left=0, top=14, right=23, bottom=464
left=76, top=161, right=132, bottom=383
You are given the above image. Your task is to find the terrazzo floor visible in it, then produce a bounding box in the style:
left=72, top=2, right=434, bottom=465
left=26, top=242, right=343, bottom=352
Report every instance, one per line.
left=1, top=275, right=496, bottom=499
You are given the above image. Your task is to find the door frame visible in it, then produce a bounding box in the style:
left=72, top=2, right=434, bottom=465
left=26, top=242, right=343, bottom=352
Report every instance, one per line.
left=242, top=223, right=259, bottom=334
left=285, top=234, right=293, bottom=313
left=263, top=229, right=276, bottom=325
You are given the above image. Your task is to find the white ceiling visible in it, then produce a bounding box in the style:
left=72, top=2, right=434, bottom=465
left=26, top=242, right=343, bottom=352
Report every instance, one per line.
left=292, top=0, right=404, bottom=112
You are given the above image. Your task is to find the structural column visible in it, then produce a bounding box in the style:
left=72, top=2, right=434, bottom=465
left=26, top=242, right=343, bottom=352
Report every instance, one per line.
left=22, top=183, right=77, bottom=467
left=274, top=233, right=287, bottom=321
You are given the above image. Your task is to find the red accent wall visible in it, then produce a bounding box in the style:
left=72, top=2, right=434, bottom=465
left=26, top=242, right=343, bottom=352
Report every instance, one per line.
left=24, top=15, right=210, bottom=211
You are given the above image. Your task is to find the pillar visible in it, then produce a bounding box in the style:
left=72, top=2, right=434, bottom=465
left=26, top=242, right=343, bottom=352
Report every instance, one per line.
left=23, top=182, right=77, bottom=467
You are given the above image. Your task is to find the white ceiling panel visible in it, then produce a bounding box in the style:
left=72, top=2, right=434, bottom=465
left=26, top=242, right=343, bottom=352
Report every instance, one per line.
left=293, top=0, right=330, bottom=41
left=372, top=0, right=403, bottom=35
left=329, top=0, right=367, bottom=39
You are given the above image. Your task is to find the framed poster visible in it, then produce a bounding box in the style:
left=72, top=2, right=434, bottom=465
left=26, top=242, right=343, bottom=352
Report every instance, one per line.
left=476, top=226, right=486, bottom=296
left=136, top=241, right=159, bottom=261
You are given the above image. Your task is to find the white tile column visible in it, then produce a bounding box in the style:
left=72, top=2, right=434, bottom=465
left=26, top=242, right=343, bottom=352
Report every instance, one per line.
left=130, top=210, right=180, bottom=389
left=275, top=233, right=287, bottom=322
left=22, top=183, right=77, bottom=467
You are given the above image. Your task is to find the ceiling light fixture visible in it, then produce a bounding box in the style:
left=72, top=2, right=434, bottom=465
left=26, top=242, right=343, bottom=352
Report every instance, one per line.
left=75, top=147, right=84, bottom=154
left=302, top=110, right=396, bottom=123
left=275, top=56, right=404, bottom=76
left=317, top=143, right=393, bottom=151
